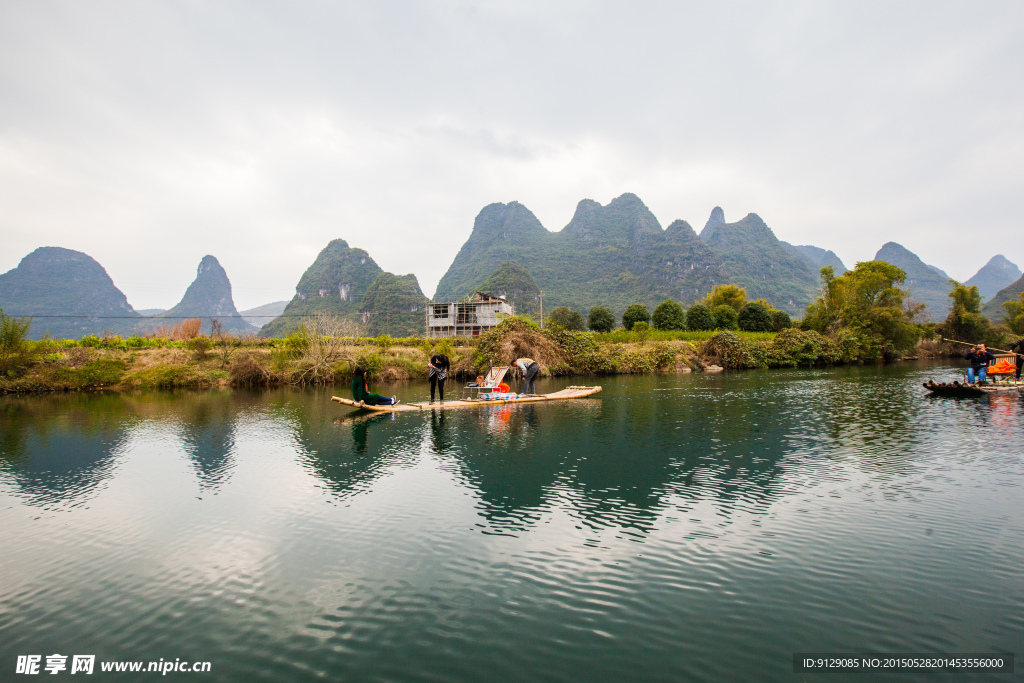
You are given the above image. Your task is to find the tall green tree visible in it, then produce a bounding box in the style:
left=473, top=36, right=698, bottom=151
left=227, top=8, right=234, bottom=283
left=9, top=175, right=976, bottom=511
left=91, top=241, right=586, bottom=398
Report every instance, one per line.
left=652, top=300, right=686, bottom=330
left=802, top=262, right=920, bottom=360
left=711, top=304, right=738, bottom=330
left=738, top=302, right=773, bottom=332
left=686, top=303, right=714, bottom=331
left=547, top=306, right=586, bottom=331
left=622, top=304, right=651, bottom=331
left=587, top=306, right=616, bottom=333
left=700, top=284, right=747, bottom=312
left=1002, top=292, right=1024, bottom=335
left=940, top=281, right=989, bottom=343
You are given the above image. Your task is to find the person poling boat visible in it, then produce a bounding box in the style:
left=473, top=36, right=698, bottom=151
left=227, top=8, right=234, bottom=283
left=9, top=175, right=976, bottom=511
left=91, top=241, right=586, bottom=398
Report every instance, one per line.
left=514, top=357, right=540, bottom=395
left=1010, top=337, right=1024, bottom=381
left=352, top=366, right=398, bottom=406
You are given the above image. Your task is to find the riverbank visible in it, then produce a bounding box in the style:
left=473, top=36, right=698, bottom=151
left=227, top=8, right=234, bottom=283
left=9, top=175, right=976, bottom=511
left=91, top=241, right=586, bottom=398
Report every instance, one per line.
left=0, top=321, right=948, bottom=394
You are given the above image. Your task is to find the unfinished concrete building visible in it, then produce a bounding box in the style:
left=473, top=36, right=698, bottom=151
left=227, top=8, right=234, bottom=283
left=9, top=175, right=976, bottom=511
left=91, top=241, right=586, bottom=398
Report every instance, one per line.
left=426, top=292, right=514, bottom=338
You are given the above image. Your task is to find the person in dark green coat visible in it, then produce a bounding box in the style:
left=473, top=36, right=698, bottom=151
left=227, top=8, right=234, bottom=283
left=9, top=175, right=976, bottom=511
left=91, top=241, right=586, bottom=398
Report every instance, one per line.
left=352, top=366, right=398, bottom=405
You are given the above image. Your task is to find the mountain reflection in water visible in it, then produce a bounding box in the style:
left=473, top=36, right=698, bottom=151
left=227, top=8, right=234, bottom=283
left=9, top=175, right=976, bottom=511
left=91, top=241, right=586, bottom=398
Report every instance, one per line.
left=2, top=365, right=1023, bottom=683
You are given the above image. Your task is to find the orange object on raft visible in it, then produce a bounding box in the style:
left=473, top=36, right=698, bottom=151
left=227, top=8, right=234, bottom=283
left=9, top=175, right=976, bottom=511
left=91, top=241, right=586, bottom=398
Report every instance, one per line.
left=498, top=383, right=510, bottom=393
left=989, top=360, right=1017, bottom=374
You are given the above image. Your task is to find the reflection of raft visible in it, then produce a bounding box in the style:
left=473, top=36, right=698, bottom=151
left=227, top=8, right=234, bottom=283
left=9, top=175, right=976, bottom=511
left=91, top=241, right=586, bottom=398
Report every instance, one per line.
left=923, top=379, right=1022, bottom=397
left=331, top=386, right=603, bottom=413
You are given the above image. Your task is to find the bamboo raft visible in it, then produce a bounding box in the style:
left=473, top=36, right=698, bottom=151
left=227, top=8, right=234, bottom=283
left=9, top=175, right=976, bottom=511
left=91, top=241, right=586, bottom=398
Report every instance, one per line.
left=331, top=386, right=603, bottom=413
left=923, top=380, right=1023, bottom=397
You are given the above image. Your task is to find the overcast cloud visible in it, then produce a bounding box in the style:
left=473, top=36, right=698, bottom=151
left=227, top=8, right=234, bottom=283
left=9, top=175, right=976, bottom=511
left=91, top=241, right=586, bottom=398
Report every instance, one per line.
left=1, top=1, right=1022, bottom=310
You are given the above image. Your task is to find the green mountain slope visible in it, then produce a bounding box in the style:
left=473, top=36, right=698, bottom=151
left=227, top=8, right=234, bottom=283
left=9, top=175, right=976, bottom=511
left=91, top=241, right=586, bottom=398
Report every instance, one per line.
left=260, top=239, right=384, bottom=337
left=0, top=246, right=140, bottom=339
left=965, top=255, right=1021, bottom=301
left=476, top=261, right=541, bottom=316
left=699, top=208, right=819, bottom=314
left=151, top=255, right=255, bottom=335
left=873, top=242, right=951, bottom=321
left=780, top=242, right=848, bottom=275
left=981, top=273, right=1024, bottom=322
left=433, top=194, right=727, bottom=315
left=359, top=273, right=429, bottom=337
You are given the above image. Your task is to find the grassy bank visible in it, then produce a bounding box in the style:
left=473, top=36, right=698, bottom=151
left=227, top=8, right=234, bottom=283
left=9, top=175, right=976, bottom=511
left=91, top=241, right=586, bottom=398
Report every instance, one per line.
left=0, top=319, right=948, bottom=395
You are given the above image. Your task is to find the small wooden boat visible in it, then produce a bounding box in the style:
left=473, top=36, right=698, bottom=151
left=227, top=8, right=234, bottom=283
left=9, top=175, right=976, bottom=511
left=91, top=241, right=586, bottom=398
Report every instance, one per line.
left=923, top=380, right=1022, bottom=397
left=331, top=385, right=603, bottom=413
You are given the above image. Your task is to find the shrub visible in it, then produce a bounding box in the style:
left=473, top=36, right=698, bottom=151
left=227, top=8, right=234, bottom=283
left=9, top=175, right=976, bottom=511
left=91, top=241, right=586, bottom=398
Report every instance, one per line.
left=632, top=321, right=651, bottom=343
left=622, top=304, right=651, bottom=331
left=0, top=308, right=32, bottom=353
left=770, top=310, right=792, bottom=332
left=186, top=336, right=213, bottom=361
left=126, top=335, right=148, bottom=348
left=652, top=300, right=686, bottom=331
left=712, top=305, right=739, bottom=330
left=230, top=353, right=275, bottom=387
left=738, top=302, right=773, bottom=332
left=547, top=307, right=586, bottom=331
left=588, top=306, right=616, bottom=333
left=80, top=334, right=101, bottom=347
left=686, top=304, right=714, bottom=331
left=702, top=331, right=764, bottom=369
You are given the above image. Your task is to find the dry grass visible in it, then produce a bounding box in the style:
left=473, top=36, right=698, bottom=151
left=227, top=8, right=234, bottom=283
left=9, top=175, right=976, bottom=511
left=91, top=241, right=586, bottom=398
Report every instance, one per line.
left=152, top=318, right=204, bottom=341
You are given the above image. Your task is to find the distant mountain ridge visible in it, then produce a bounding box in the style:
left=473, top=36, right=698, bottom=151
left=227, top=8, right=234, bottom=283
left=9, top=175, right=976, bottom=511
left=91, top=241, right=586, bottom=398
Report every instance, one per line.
left=477, top=261, right=540, bottom=316
left=780, top=242, right=848, bottom=275
left=239, top=301, right=289, bottom=330
left=259, top=239, right=430, bottom=337
left=0, top=246, right=140, bottom=339
left=982, top=273, right=1024, bottom=322
left=152, top=255, right=254, bottom=335
left=965, top=255, right=1021, bottom=300
left=872, top=242, right=952, bottom=321
left=434, top=194, right=728, bottom=315
left=699, top=208, right=820, bottom=313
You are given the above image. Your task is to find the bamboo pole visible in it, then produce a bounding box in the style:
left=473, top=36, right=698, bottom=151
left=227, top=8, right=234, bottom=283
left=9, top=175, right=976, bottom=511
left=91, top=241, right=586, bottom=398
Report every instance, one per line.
left=942, top=338, right=1011, bottom=354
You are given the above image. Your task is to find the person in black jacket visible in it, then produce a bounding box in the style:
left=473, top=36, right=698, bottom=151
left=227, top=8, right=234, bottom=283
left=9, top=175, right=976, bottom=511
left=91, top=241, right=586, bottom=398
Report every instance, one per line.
left=964, top=344, right=996, bottom=384
left=1009, top=338, right=1024, bottom=381
left=427, top=351, right=450, bottom=403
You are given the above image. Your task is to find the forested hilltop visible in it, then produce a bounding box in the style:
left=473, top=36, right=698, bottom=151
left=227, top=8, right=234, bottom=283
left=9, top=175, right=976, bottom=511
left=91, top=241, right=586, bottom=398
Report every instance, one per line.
left=433, top=194, right=842, bottom=317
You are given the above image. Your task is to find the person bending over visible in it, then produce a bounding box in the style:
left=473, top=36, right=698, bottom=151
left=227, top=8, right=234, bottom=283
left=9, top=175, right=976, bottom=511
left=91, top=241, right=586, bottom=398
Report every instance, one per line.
left=352, top=366, right=398, bottom=405
left=515, top=357, right=540, bottom=395
left=964, top=344, right=996, bottom=384
left=428, top=351, right=450, bottom=403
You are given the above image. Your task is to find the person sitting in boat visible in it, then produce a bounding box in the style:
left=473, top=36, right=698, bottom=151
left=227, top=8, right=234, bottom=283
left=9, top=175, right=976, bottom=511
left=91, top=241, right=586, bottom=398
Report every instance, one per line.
left=1010, top=338, right=1024, bottom=381
left=427, top=350, right=450, bottom=403
left=352, top=366, right=398, bottom=406
left=515, top=357, right=540, bottom=395
left=964, top=344, right=996, bottom=384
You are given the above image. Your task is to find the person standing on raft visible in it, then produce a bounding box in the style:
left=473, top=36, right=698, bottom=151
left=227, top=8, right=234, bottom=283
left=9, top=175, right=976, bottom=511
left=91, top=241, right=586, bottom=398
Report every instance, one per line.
left=964, top=344, right=996, bottom=384
left=427, top=351, right=450, bottom=403
left=515, top=357, right=540, bottom=395
left=1009, top=338, right=1024, bottom=381
left=352, top=366, right=398, bottom=406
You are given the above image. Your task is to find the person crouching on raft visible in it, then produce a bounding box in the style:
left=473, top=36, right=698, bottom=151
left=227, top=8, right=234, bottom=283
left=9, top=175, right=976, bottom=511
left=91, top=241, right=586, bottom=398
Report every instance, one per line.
left=352, top=366, right=398, bottom=405
left=427, top=350, right=449, bottom=403
left=964, top=344, right=996, bottom=384
left=515, top=357, right=539, bottom=395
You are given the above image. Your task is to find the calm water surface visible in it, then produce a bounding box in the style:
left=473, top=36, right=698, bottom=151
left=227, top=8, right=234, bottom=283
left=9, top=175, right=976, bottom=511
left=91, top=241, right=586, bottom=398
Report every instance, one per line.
left=1, top=363, right=1022, bottom=681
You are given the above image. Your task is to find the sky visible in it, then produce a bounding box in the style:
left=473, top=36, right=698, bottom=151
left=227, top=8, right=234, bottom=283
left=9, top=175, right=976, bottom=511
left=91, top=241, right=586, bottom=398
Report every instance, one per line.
left=1, top=1, right=1022, bottom=311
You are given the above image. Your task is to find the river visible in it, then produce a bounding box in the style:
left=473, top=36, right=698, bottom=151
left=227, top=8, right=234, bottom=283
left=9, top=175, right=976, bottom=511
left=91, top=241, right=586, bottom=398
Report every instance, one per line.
left=1, top=362, right=1021, bottom=681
